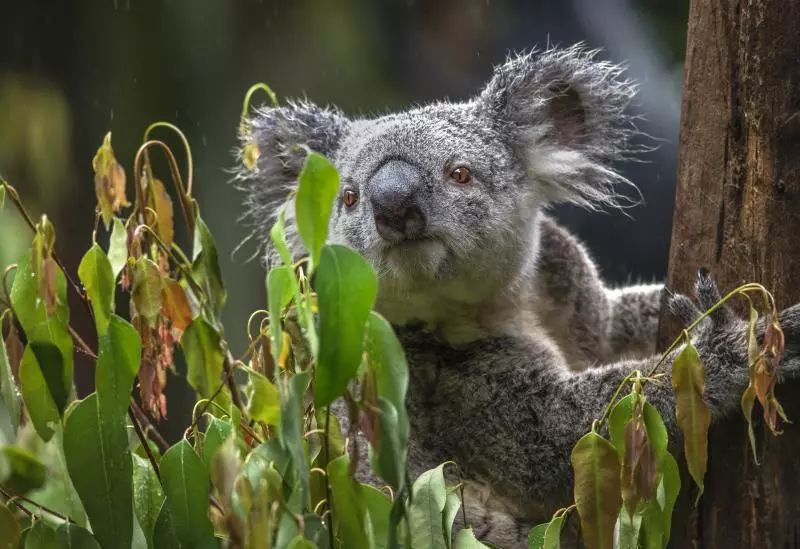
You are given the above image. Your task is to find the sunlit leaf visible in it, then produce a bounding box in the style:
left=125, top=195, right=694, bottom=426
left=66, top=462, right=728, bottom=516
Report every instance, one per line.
left=294, top=152, right=340, bottom=272
left=246, top=370, right=281, bottom=426
left=571, top=431, right=620, bottom=549
left=270, top=208, right=293, bottom=267
left=161, top=278, right=192, bottom=334
left=314, top=245, right=377, bottom=407
left=92, top=132, right=130, bottom=229
left=528, top=523, right=547, bottom=549
left=133, top=454, right=165, bottom=549
left=327, top=453, right=371, bottom=548
left=147, top=176, right=174, bottom=248
left=132, top=258, right=163, bottom=327
left=671, top=342, right=710, bottom=502
left=96, top=315, right=141, bottom=420
left=617, top=507, right=642, bottom=549
left=0, top=503, right=20, bottom=549
left=63, top=393, right=132, bottom=549
left=107, top=217, right=128, bottom=280
left=442, top=487, right=461, bottom=548
left=267, top=266, right=295, bottom=367
left=159, top=439, right=216, bottom=547
left=409, top=463, right=448, bottom=549
left=182, top=316, right=224, bottom=398
left=191, top=205, right=227, bottom=323
left=453, top=528, right=491, bottom=548
left=55, top=523, right=101, bottom=549
left=78, top=243, right=115, bottom=334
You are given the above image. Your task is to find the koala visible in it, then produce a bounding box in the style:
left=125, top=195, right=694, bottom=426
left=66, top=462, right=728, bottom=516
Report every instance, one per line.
left=234, top=45, right=800, bottom=547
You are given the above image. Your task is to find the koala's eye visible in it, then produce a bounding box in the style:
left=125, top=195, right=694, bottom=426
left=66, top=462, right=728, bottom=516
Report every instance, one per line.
left=342, top=187, right=359, bottom=208
left=449, top=166, right=472, bottom=185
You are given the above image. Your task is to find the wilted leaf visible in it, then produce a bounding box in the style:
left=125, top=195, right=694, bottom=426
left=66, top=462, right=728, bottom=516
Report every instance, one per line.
left=132, top=258, right=163, bottom=327
left=93, top=132, right=130, bottom=229
left=0, top=503, right=20, bottom=549
left=63, top=393, right=133, bottom=549
left=453, top=528, right=491, bottom=548
left=182, top=316, right=224, bottom=398
left=192, top=206, right=227, bottom=323
left=161, top=278, right=192, bottom=334
left=132, top=454, right=165, bottom=549
left=671, top=342, right=710, bottom=502
left=78, top=243, right=115, bottom=334
left=314, top=245, right=377, bottom=407
left=620, top=397, right=657, bottom=517
left=54, top=523, right=101, bottom=549
left=327, top=454, right=371, bottom=548
left=246, top=370, right=281, bottom=426
left=147, top=176, right=174, bottom=248
left=159, top=439, right=216, bottom=547
left=740, top=385, right=759, bottom=464
left=409, top=463, right=448, bottom=549
left=107, top=217, right=128, bottom=280
left=571, top=431, right=621, bottom=549
left=294, top=152, right=340, bottom=272
left=242, top=141, right=260, bottom=172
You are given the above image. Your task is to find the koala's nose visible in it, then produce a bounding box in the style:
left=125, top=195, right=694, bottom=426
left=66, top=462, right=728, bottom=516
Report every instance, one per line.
left=369, top=160, right=427, bottom=242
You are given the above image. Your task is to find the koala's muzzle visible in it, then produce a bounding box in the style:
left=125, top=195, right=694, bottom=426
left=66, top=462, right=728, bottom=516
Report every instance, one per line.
left=369, top=160, right=427, bottom=242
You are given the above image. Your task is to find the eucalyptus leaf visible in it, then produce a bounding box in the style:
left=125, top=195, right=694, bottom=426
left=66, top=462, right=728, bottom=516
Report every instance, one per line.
left=246, top=369, right=281, bottom=426
left=107, top=217, right=128, bottom=280
left=18, top=346, right=59, bottom=441
left=133, top=454, right=165, bottom=549
left=24, top=520, right=56, bottom=549
left=0, top=326, right=21, bottom=437
left=453, top=528, right=491, bottom=548
left=294, top=152, right=340, bottom=272
left=327, top=454, right=371, bottom=548
left=280, top=371, right=310, bottom=509
left=131, top=258, right=163, bottom=327
left=55, top=522, right=101, bottom=549
left=191, top=205, right=227, bottom=323
left=182, top=317, right=224, bottom=398
left=314, top=245, right=377, bottom=407
left=267, top=266, right=295, bottom=366
left=78, top=243, right=114, bottom=334
left=409, top=463, right=448, bottom=549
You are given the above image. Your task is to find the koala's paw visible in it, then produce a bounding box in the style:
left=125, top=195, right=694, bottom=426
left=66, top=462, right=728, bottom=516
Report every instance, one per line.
left=667, top=269, right=737, bottom=333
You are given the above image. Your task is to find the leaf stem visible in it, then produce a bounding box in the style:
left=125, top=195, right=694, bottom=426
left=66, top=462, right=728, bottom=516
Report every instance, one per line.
left=0, top=483, right=77, bottom=523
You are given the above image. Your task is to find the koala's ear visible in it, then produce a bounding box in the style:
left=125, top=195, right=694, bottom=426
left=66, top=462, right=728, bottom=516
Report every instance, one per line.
left=478, top=45, right=640, bottom=209
left=234, top=100, right=350, bottom=263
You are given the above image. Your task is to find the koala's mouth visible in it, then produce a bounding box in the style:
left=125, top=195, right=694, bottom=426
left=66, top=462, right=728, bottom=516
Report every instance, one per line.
left=378, top=236, right=449, bottom=280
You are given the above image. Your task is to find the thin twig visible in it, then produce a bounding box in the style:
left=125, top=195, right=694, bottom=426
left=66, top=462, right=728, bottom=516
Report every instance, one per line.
left=129, top=408, right=161, bottom=480
left=130, top=399, right=169, bottom=450
left=0, top=484, right=76, bottom=523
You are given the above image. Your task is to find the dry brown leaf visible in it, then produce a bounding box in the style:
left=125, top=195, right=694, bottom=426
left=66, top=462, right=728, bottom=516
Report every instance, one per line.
left=92, top=132, right=130, bottom=228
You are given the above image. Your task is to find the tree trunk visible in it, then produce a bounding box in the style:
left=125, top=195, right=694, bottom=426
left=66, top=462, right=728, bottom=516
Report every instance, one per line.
left=658, top=0, right=800, bottom=546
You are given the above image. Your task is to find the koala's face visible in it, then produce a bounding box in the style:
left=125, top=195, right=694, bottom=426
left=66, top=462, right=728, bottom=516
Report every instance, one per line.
left=326, top=103, right=532, bottom=288
left=237, top=46, right=637, bottom=298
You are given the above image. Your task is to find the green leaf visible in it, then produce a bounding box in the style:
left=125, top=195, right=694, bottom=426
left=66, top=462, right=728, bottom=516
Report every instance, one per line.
left=152, top=501, right=180, bottom=549
left=0, top=325, right=21, bottom=438
left=203, top=416, right=233, bottom=475
left=18, top=346, right=60, bottom=441
left=131, top=258, right=163, bottom=327
left=527, top=523, right=547, bottom=549
left=63, top=393, right=132, bottom=549
left=442, top=487, right=461, bottom=548
left=365, top=312, right=409, bottom=489
left=327, top=454, right=371, bottom=548
left=314, top=245, right=377, bottom=407
left=294, top=152, right=340, bottom=272
left=267, top=266, right=295, bottom=366
left=453, top=528, right=491, bottom=548
left=617, top=507, right=642, bottom=549
left=0, top=503, right=20, bottom=549
left=671, top=342, right=710, bottom=502
left=159, top=439, right=215, bottom=547
left=0, top=445, right=46, bottom=494
left=640, top=452, right=680, bottom=549
left=78, top=243, right=114, bottom=334
left=246, top=370, right=281, bottom=426
left=287, top=536, right=318, bottom=549
left=182, top=317, right=224, bottom=398
left=133, top=454, right=165, bottom=549
left=270, top=208, right=294, bottom=266
left=192, top=205, right=227, bottom=323
left=24, top=520, right=56, bottom=549
left=55, top=523, right=101, bottom=548
left=0, top=185, right=5, bottom=210
left=571, top=431, right=621, bottom=549
left=280, top=371, right=310, bottom=509
left=95, top=315, right=141, bottom=420
left=11, top=251, right=73, bottom=425
left=409, top=464, right=448, bottom=549
left=107, top=217, right=128, bottom=280
left=363, top=484, right=392, bottom=549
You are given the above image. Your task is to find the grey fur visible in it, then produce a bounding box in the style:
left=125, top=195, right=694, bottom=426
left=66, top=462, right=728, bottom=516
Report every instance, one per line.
left=233, top=45, right=800, bottom=547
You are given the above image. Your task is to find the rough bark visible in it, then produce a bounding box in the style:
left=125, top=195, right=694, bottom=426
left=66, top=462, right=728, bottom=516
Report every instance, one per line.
left=658, top=0, right=800, bottom=546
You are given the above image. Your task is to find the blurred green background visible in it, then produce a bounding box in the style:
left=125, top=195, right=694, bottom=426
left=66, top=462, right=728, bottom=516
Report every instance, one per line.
left=0, top=0, right=688, bottom=438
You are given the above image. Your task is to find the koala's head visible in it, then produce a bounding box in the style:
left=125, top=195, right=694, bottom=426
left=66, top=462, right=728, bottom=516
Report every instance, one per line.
left=235, top=45, right=639, bottom=297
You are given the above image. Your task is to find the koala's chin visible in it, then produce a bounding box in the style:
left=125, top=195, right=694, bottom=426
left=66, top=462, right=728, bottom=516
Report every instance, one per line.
left=379, top=238, right=449, bottom=285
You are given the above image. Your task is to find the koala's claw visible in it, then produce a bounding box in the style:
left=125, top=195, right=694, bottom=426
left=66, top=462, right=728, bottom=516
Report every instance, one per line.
left=695, top=269, right=734, bottom=326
